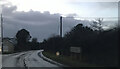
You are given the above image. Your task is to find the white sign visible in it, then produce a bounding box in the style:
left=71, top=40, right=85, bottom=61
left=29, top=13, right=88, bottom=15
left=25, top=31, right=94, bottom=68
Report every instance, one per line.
left=70, top=47, right=81, bottom=53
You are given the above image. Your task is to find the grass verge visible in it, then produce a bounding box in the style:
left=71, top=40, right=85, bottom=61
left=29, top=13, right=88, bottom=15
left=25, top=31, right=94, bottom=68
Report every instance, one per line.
left=42, top=51, right=98, bottom=67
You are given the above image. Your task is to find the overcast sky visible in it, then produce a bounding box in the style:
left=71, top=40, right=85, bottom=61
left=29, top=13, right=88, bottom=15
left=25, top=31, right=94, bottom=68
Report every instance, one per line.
left=0, top=0, right=118, bottom=42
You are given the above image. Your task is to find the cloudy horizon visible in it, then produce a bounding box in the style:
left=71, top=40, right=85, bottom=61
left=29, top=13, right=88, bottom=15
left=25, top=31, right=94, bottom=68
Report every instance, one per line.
left=0, top=0, right=118, bottom=42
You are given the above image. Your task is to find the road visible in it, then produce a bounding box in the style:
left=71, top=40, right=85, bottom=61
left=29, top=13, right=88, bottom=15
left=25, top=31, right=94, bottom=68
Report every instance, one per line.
left=2, top=50, right=62, bottom=68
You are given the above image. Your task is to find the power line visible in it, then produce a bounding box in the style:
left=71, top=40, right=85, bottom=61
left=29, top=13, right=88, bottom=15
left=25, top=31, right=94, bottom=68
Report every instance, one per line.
left=61, top=16, right=118, bottom=20
left=61, top=16, right=117, bottom=18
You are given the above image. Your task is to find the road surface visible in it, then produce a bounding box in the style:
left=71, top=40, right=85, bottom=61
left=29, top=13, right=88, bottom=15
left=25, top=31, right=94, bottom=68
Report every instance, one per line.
left=2, top=50, right=62, bottom=68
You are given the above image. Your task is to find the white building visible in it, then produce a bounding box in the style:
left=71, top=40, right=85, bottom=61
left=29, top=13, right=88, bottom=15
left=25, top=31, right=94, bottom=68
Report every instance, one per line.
left=3, top=38, right=17, bottom=53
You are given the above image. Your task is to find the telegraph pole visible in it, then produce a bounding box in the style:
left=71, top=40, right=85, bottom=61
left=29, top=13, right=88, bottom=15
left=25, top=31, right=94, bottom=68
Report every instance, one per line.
left=1, top=14, right=3, bottom=53
left=60, top=16, right=62, bottom=37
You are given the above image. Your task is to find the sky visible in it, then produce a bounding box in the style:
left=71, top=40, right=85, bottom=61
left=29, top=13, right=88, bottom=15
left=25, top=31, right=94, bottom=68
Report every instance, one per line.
left=0, top=0, right=119, bottom=42
left=0, top=0, right=118, bottom=17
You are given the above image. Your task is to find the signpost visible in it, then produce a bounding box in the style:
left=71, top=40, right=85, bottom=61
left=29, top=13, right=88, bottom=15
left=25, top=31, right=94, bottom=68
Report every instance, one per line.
left=70, top=47, right=81, bottom=60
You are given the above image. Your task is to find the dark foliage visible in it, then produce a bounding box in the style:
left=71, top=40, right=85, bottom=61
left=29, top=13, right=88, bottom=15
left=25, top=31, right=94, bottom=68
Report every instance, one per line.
left=30, top=38, right=40, bottom=50
left=40, top=23, right=119, bottom=66
left=41, top=35, right=63, bottom=53
left=14, top=29, right=41, bottom=52
left=14, top=29, right=31, bottom=51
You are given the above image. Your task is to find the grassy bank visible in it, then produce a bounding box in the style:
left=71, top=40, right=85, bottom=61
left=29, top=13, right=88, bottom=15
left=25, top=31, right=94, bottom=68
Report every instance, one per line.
left=42, top=51, right=98, bottom=67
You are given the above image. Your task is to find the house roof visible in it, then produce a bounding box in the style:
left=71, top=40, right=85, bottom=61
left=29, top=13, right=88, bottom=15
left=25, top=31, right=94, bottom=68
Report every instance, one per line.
left=3, top=38, right=17, bottom=45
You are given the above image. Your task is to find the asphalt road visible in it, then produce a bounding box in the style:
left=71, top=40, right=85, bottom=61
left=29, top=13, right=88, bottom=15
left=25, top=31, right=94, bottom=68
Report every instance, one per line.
left=2, top=50, right=62, bottom=68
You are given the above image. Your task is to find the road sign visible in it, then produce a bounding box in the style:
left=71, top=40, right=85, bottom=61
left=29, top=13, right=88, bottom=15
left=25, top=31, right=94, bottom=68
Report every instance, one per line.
left=70, top=47, right=81, bottom=53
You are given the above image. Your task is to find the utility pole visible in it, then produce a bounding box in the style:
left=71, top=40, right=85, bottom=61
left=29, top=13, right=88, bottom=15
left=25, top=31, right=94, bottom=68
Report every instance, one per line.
left=60, top=16, right=62, bottom=37
left=1, top=14, right=3, bottom=53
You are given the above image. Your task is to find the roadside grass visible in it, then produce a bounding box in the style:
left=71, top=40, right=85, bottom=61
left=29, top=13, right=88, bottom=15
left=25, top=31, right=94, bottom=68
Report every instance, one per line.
left=42, top=51, right=98, bottom=67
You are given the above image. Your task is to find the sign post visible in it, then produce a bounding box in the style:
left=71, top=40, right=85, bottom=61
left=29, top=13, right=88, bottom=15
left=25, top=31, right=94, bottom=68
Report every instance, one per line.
left=70, top=47, right=81, bottom=60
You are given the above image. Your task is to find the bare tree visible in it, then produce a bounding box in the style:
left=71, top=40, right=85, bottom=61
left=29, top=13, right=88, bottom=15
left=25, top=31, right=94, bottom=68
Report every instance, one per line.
left=91, top=18, right=103, bottom=31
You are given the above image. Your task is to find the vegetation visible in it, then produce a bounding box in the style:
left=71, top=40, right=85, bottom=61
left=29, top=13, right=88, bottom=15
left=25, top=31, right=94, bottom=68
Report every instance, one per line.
left=40, top=23, right=119, bottom=67
left=43, top=51, right=98, bottom=67
left=13, top=20, right=119, bottom=67
left=14, top=29, right=40, bottom=52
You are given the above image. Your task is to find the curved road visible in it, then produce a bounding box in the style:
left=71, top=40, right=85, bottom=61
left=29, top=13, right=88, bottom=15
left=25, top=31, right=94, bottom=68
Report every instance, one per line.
left=2, top=50, right=62, bottom=68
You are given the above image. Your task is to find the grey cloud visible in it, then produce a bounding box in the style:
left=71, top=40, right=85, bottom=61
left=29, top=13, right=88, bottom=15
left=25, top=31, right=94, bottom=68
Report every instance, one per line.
left=2, top=5, right=83, bottom=42
left=97, top=2, right=118, bottom=9
left=71, top=2, right=117, bottom=9
left=2, top=5, right=17, bottom=15
left=2, top=5, right=117, bottom=42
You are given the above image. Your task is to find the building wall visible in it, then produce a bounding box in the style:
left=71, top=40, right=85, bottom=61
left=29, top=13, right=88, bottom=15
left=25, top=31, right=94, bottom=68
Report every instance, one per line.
left=3, top=39, right=14, bottom=53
